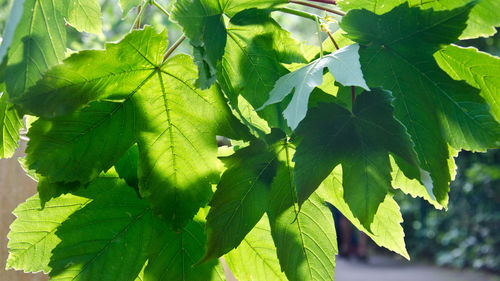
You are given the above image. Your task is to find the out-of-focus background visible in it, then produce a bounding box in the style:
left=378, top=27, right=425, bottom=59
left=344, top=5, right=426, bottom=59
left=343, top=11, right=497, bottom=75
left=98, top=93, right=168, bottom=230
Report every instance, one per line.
left=1, top=0, right=499, bottom=280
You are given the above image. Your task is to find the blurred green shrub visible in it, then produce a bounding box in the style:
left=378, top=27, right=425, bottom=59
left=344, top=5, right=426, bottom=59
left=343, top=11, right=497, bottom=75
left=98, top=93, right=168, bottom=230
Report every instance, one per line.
left=398, top=149, right=500, bottom=271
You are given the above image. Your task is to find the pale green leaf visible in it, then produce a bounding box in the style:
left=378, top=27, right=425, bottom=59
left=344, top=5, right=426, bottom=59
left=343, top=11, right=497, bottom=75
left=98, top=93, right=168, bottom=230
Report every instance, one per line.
left=390, top=156, right=443, bottom=209
left=435, top=45, right=500, bottom=123
left=224, top=215, right=287, bottom=281
left=318, top=166, right=409, bottom=259
left=203, top=141, right=278, bottom=261
left=65, top=0, right=103, bottom=35
left=48, top=177, right=153, bottom=281
left=293, top=89, right=418, bottom=228
left=6, top=192, right=91, bottom=273
left=260, top=43, right=369, bottom=129
left=0, top=91, right=24, bottom=158
left=267, top=142, right=337, bottom=281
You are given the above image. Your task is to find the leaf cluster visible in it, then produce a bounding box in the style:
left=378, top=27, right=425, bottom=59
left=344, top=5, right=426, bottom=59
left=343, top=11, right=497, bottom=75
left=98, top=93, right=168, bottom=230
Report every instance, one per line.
left=1, top=0, right=499, bottom=280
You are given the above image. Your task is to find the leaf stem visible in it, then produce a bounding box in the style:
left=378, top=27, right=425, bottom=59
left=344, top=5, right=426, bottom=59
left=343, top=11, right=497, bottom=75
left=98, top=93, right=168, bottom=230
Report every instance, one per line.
left=315, top=16, right=324, bottom=58
left=131, top=1, right=148, bottom=31
left=278, top=7, right=318, bottom=21
left=326, top=29, right=340, bottom=50
left=152, top=0, right=170, bottom=17
left=289, top=0, right=346, bottom=16
left=162, top=34, right=187, bottom=63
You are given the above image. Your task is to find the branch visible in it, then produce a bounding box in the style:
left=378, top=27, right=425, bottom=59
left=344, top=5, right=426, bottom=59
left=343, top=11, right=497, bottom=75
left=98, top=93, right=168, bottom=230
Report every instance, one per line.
left=278, top=7, right=318, bottom=21
left=162, top=35, right=187, bottom=63
left=307, top=0, right=337, bottom=4
left=152, top=0, right=170, bottom=17
left=289, top=0, right=346, bottom=16
left=326, top=29, right=340, bottom=50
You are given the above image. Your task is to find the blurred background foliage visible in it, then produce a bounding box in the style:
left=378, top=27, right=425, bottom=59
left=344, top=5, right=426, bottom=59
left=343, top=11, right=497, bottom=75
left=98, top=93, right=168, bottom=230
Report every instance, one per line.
left=398, top=148, right=500, bottom=272
left=0, top=0, right=498, bottom=273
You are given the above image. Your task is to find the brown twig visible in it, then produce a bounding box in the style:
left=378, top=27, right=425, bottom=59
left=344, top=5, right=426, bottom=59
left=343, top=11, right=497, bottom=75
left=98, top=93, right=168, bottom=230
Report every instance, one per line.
left=308, top=0, right=337, bottom=4
left=326, top=29, right=340, bottom=50
left=289, top=0, right=346, bottom=16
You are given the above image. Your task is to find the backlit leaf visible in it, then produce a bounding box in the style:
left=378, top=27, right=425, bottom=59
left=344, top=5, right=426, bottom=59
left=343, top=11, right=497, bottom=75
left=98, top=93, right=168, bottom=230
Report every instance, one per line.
left=293, top=89, right=418, bottom=228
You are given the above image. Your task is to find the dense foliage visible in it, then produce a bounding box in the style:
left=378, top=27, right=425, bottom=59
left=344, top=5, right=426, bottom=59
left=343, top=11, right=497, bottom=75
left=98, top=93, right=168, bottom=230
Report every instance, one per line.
left=1, top=0, right=499, bottom=280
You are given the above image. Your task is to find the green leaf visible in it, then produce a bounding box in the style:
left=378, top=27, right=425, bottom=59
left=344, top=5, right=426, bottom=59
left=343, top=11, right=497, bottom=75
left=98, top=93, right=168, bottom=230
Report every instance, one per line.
left=65, top=0, right=103, bottom=35
left=25, top=100, right=137, bottom=183
left=203, top=140, right=278, bottom=262
left=4, top=0, right=66, bottom=97
left=338, top=0, right=499, bottom=39
left=218, top=10, right=306, bottom=134
left=17, top=27, right=167, bottom=117
left=120, top=0, right=142, bottom=16
left=224, top=215, right=287, bottom=281
left=6, top=191, right=91, bottom=273
left=171, top=0, right=287, bottom=88
left=37, top=177, right=80, bottom=207
left=19, top=27, right=249, bottom=229
left=340, top=3, right=500, bottom=204
left=2, top=0, right=103, bottom=98
left=115, top=144, right=140, bottom=189
left=48, top=177, right=153, bottom=281
left=318, top=166, right=409, bottom=259
left=435, top=45, right=500, bottom=123
left=293, top=89, right=418, bottom=228
left=259, top=43, right=369, bottom=129
left=0, top=92, right=24, bottom=158
left=267, top=142, right=337, bottom=281
left=144, top=218, right=225, bottom=281
left=0, top=0, right=25, bottom=64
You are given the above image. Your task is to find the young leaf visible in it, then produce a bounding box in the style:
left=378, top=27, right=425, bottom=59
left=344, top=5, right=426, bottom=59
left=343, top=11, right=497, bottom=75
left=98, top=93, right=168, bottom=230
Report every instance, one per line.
left=171, top=0, right=287, bottom=88
left=267, top=143, right=337, bottom=281
left=48, top=177, right=154, bottom=281
left=224, top=215, right=287, bottom=281
left=259, top=43, right=369, bottom=130
left=19, top=27, right=250, bottom=229
left=340, top=3, right=500, bottom=204
left=435, top=45, right=500, bottom=123
left=293, top=89, right=419, bottom=229
left=203, top=140, right=278, bottom=262
left=318, top=167, right=409, bottom=259
left=218, top=10, right=306, bottom=134
left=0, top=92, right=24, bottom=159
left=338, top=0, right=499, bottom=39
left=144, top=219, right=226, bottom=281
